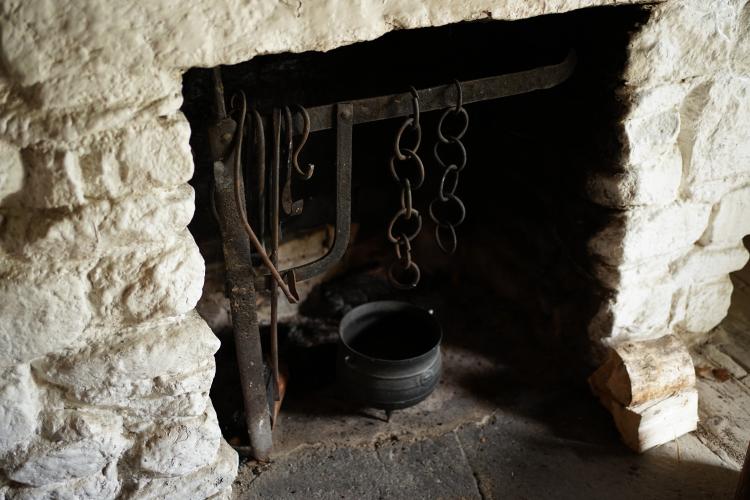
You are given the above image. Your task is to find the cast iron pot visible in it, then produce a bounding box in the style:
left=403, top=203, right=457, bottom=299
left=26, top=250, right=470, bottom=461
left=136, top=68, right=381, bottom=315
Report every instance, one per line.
left=337, top=301, right=442, bottom=410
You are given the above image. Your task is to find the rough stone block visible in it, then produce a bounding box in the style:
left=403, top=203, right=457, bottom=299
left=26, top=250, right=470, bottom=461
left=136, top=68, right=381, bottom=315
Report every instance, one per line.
left=1, top=184, right=194, bottom=261
left=592, top=284, right=675, bottom=345
left=73, top=115, right=193, bottom=202
left=125, top=440, right=237, bottom=500
left=117, top=116, right=194, bottom=192
left=589, top=202, right=712, bottom=266
left=679, top=276, right=734, bottom=333
left=4, top=411, right=128, bottom=487
left=0, top=365, right=40, bottom=456
left=699, top=186, right=750, bottom=246
left=0, top=115, right=194, bottom=209
left=0, top=138, right=24, bottom=207
left=86, top=229, right=204, bottom=324
left=683, top=73, right=750, bottom=201
left=137, top=407, right=222, bottom=477
left=622, top=82, right=689, bottom=120
left=121, top=393, right=212, bottom=431
left=0, top=270, right=90, bottom=368
left=624, top=107, right=681, bottom=166
left=734, top=1, right=750, bottom=74
left=34, top=311, right=219, bottom=406
left=625, top=0, right=737, bottom=85
left=0, top=0, right=626, bottom=111
left=670, top=245, right=749, bottom=285
left=17, top=147, right=86, bottom=209
left=593, top=245, right=748, bottom=329
left=593, top=256, right=672, bottom=292
left=588, top=145, right=682, bottom=208
left=7, top=461, right=120, bottom=500
left=32, top=66, right=180, bottom=113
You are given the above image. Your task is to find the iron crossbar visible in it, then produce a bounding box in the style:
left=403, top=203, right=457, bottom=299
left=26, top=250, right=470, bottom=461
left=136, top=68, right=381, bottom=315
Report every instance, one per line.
left=282, top=50, right=576, bottom=134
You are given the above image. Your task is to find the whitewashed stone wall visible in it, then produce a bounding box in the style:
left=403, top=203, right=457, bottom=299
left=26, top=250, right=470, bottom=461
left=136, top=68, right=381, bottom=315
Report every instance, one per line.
left=0, top=0, right=747, bottom=497
left=588, top=0, right=750, bottom=349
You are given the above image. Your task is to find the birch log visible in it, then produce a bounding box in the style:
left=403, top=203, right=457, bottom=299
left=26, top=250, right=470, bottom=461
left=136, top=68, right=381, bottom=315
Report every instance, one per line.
left=589, top=334, right=698, bottom=452
left=592, top=335, right=696, bottom=406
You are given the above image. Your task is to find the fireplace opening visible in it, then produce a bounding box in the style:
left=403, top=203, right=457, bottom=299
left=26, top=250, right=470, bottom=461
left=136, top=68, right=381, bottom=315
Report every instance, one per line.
left=180, top=0, right=653, bottom=466
left=5, top=0, right=750, bottom=498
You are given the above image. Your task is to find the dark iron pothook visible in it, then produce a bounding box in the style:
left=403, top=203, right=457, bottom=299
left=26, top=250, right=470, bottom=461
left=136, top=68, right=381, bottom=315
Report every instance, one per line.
left=337, top=301, right=442, bottom=411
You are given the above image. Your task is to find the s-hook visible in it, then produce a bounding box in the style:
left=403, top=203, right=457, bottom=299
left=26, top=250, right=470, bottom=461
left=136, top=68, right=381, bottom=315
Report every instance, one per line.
left=282, top=106, right=304, bottom=216
left=281, top=105, right=315, bottom=216
left=292, top=104, right=314, bottom=179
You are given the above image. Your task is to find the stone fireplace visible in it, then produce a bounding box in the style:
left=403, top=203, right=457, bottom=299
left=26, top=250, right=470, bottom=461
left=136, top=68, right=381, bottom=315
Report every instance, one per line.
left=1, top=0, right=749, bottom=498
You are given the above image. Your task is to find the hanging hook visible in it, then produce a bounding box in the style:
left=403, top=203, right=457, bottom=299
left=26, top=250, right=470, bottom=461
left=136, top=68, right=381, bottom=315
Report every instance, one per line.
left=228, top=93, right=298, bottom=304
left=453, top=79, right=463, bottom=112
left=291, top=104, right=314, bottom=180
left=281, top=106, right=304, bottom=216
left=409, top=86, right=420, bottom=124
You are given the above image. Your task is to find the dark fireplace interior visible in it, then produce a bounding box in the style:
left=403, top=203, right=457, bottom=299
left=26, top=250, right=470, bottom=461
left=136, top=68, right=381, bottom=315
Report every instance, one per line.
left=180, top=5, right=649, bottom=451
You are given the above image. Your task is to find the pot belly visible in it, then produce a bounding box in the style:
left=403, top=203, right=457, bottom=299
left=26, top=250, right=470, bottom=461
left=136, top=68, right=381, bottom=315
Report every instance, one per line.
left=337, top=349, right=442, bottom=410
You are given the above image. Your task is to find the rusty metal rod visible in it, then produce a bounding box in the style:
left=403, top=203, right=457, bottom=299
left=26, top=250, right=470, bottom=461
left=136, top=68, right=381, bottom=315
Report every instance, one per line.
left=266, top=50, right=575, bottom=135
left=212, top=67, right=228, bottom=119
left=211, top=149, right=274, bottom=462
left=209, top=69, right=273, bottom=461
left=252, top=109, right=267, bottom=250
left=269, top=108, right=282, bottom=402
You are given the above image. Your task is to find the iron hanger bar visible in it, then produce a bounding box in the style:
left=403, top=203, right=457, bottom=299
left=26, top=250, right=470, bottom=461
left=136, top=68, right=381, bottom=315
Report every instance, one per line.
left=286, top=49, right=576, bottom=134
left=249, top=49, right=575, bottom=290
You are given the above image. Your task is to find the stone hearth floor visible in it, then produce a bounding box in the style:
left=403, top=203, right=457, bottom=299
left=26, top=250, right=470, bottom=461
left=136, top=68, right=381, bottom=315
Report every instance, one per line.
left=229, top=263, right=750, bottom=499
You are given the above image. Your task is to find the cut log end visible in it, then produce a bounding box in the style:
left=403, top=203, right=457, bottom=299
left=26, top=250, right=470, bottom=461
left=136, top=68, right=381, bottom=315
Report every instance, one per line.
left=590, top=334, right=698, bottom=453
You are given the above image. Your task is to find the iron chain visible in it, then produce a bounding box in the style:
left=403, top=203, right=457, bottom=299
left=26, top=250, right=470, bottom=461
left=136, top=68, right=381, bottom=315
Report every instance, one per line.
left=388, top=88, right=423, bottom=289
left=430, top=81, right=469, bottom=255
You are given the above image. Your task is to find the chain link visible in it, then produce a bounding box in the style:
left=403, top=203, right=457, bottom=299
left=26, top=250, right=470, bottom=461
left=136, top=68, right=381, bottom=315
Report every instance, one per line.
left=388, top=88, right=423, bottom=289
left=430, top=80, right=469, bottom=255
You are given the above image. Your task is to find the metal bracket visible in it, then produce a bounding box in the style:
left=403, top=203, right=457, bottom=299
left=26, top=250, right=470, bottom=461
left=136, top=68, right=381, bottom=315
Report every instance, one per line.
left=256, top=102, right=354, bottom=287
left=253, top=50, right=575, bottom=288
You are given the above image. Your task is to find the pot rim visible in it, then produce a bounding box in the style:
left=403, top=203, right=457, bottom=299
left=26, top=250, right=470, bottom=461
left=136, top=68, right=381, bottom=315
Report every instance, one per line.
left=339, top=300, right=442, bottom=364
